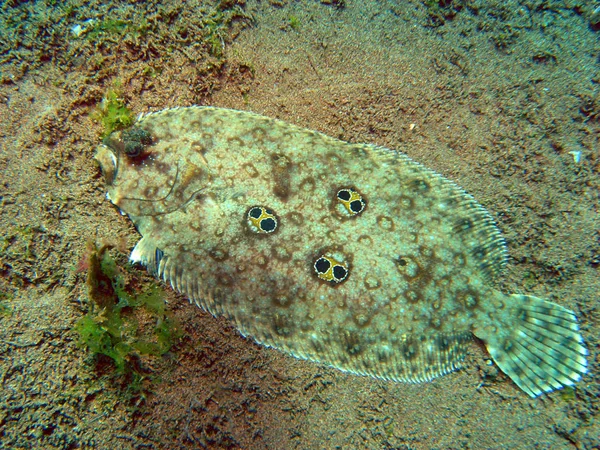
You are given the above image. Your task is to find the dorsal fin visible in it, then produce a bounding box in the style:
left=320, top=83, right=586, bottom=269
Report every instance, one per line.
left=364, top=144, right=508, bottom=281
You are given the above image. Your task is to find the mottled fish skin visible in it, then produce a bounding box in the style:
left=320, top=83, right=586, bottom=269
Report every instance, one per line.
left=95, top=106, right=588, bottom=396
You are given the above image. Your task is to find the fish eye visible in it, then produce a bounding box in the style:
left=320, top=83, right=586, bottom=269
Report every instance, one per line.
left=122, top=128, right=154, bottom=158
left=124, top=141, right=144, bottom=157
left=248, top=207, right=262, bottom=219
left=102, top=127, right=154, bottom=161
left=350, top=199, right=365, bottom=214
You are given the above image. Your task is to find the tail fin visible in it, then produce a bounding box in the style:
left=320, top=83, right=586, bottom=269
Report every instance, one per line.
left=484, top=294, right=587, bottom=397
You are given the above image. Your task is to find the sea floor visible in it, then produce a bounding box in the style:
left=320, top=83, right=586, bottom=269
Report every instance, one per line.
left=0, top=0, right=598, bottom=448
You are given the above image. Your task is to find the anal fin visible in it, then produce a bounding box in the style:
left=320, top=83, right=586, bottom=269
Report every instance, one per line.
left=353, top=332, right=472, bottom=384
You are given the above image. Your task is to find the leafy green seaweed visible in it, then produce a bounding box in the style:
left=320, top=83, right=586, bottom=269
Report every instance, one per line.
left=92, top=84, right=134, bottom=138
left=75, top=242, right=182, bottom=375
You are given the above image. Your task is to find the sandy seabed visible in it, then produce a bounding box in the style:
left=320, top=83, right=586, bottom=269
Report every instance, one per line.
left=0, top=0, right=598, bottom=448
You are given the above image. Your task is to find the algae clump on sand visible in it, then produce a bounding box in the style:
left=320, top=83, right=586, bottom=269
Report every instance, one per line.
left=92, top=84, right=134, bottom=138
left=74, top=242, right=181, bottom=374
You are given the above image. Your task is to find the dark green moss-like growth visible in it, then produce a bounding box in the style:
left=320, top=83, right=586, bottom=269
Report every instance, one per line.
left=423, top=0, right=464, bottom=28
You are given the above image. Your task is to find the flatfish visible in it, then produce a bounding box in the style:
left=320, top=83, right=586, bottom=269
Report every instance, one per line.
left=95, top=106, right=587, bottom=396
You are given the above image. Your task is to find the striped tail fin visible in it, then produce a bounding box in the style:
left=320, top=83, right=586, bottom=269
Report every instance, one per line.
left=482, top=294, right=587, bottom=397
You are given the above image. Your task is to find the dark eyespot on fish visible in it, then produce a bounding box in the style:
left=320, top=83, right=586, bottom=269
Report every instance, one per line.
left=247, top=206, right=278, bottom=234
left=336, top=187, right=366, bottom=217
left=95, top=106, right=588, bottom=397
left=314, top=254, right=349, bottom=284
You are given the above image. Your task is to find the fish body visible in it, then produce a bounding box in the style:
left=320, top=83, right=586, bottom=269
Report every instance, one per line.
left=95, top=106, right=587, bottom=396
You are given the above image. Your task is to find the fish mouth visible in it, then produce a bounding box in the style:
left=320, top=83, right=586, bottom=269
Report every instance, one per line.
left=94, top=144, right=118, bottom=185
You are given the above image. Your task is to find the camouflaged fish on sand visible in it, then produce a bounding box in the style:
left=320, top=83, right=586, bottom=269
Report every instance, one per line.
left=95, top=106, right=588, bottom=397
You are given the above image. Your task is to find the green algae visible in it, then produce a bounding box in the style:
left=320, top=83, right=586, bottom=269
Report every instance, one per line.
left=87, top=19, right=130, bottom=37
left=75, top=242, right=182, bottom=374
left=559, top=386, right=576, bottom=402
left=200, top=3, right=250, bottom=57
left=0, top=291, right=12, bottom=316
left=288, top=14, right=300, bottom=30
left=84, top=17, right=151, bottom=42
left=92, top=84, right=134, bottom=138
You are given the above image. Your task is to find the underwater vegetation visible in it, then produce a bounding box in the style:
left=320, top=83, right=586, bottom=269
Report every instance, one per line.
left=0, top=291, right=11, bottom=316
left=199, top=4, right=249, bottom=57
left=75, top=242, right=181, bottom=387
left=423, top=0, right=464, bottom=28
left=91, top=83, right=134, bottom=138
left=0, top=0, right=252, bottom=90
left=288, top=14, right=300, bottom=31
left=83, top=18, right=148, bottom=41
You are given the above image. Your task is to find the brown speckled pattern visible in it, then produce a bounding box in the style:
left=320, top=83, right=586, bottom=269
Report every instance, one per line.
left=95, top=106, right=587, bottom=396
